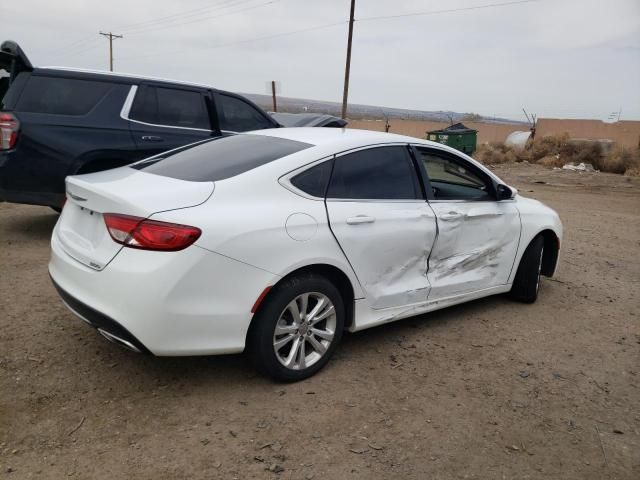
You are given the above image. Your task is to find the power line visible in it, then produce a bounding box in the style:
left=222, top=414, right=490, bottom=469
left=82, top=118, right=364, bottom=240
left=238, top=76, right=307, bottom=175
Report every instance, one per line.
left=118, top=21, right=347, bottom=62
left=357, top=0, right=539, bottom=22
left=118, top=0, right=249, bottom=32
left=122, top=0, right=274, bottom=35
left=43, top=0, right=266, bottom=60
left=47, top=38, right=102, bottom=62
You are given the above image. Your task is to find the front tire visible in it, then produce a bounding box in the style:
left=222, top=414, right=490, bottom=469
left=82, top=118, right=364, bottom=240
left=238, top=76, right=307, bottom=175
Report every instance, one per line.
left=248, top=274, right=344, bottom=381
left=509, top=235, right=544, bottom=303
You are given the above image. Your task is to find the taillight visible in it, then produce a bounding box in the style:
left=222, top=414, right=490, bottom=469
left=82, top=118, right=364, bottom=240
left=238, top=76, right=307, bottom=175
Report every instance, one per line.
left=0, top=112, right=20, bottom=150
left=103, top=214, right=201, bottom=251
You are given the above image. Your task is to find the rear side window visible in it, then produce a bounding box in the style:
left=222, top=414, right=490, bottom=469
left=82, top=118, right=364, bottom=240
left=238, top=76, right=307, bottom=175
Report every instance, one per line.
left=16, top=76, right=111, bottom=115
left=130, top=86, right=210, bottom=129
left=219, top=94, right=274, bottom=132
left=290, top=160, right=333, bottom=197
left=327, top=146, right=421, bottom=200
left=131, top=134, right=312, bottom=182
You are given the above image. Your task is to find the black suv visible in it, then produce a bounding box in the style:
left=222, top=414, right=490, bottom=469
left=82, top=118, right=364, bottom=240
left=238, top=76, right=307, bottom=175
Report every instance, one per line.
left=0, top=41, right=280, bottom=209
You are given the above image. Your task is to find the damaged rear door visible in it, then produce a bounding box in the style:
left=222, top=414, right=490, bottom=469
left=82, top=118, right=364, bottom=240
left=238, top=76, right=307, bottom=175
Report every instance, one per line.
left=325, top=145, right=437, bottom=310
left=413, top=146, right=520, bottom=298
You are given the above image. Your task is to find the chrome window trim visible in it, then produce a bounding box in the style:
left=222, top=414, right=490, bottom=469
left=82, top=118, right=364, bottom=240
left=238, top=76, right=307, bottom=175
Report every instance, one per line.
left=120, top=85, right=214, bottom=133
left=119, top=85, right=137, bottom=119
left=428, top=199, right=515, bottom=204
left=326, top=198, right=428, bottom=204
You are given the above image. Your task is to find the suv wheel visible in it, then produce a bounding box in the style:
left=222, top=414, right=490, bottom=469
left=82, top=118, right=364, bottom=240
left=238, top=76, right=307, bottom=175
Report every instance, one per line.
left=248, top=274, right=344, bottom=381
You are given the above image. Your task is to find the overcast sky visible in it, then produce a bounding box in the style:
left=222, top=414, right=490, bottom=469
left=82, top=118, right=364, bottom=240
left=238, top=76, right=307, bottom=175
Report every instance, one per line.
left=3, top=0, right=639, bottom=121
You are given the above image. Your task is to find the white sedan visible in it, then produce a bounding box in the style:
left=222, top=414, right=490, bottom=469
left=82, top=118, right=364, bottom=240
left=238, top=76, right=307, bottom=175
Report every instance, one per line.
left=49, top=128, right=562, bottom=381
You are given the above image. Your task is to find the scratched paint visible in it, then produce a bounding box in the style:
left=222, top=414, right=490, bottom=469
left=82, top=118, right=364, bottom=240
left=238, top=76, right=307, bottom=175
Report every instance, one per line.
left=427, top=202, right=521, bottom=298
left=327, top=202, right=437, bottom=310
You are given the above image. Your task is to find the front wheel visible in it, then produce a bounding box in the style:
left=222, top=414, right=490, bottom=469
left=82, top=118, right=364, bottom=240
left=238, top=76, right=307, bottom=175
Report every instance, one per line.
left=509, top=235, right=544, bottom=303
left=248, top=274, right=344, bottom=381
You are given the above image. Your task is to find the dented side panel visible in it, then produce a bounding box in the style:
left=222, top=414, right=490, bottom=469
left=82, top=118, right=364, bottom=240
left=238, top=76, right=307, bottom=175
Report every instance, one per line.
left=326, top=200, right=437, bottom=310
left=427, top=201, right=521, bottom=298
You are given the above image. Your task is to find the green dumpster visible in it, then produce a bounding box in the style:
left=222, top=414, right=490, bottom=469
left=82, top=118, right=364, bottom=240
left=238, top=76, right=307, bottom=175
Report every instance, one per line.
left=426, top=122, right=478, bottom=155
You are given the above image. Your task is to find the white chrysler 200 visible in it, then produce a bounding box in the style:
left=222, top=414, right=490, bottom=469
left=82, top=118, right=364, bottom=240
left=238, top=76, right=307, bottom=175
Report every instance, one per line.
left=49, top=128, right=562, bottom=381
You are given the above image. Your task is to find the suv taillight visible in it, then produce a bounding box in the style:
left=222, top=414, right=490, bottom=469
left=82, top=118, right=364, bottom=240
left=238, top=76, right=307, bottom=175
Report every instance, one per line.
left=103, top=213, right=201, bottom=251
left=0, top=112, right=19, bottom=150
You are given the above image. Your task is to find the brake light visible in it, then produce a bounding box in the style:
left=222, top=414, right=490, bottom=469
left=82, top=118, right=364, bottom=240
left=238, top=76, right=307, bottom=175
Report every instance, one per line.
left=103, top=214, right=201, bottom=251
left=0, top=112, right=20, bottom=150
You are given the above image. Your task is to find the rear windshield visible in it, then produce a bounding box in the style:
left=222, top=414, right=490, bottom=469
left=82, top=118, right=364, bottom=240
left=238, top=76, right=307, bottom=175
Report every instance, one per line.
left=131, top=134, right=312, bottom=182
left=16, top=76, right=112, bottom=115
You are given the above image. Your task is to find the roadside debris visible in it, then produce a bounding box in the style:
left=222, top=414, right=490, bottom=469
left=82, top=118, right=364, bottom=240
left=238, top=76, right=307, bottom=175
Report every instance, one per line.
left=562, top=162, right=598, bottom=172
left=349, top=447, right=369, bottom=454
left=67, top=416, right=85, bottom=436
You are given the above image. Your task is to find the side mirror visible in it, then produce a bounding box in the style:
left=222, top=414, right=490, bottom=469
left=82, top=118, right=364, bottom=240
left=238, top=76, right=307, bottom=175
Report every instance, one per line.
left=496, top=184, right=514, bottom=201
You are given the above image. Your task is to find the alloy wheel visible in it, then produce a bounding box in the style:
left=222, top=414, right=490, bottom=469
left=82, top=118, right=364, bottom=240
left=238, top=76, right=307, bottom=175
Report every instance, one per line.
left=273, top=292, right=337, bottom=370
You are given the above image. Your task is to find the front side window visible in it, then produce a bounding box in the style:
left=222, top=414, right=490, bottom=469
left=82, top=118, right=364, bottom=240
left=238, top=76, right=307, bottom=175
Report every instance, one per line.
left=327, top=146, right=421, bottom=200
left=17, top=76, right=112, bottom=115
left=417, top=149, right=491, bottom=201
left=219, top=94, right=274, bottom=132
left=130, top=86, right=210, bottom=130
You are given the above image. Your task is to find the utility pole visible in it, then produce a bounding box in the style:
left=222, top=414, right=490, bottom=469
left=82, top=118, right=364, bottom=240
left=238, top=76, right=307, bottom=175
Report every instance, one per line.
left=271, top=80, right=277, bottom=112
left=341, top=0, right=356, bottom=120
left=99, top=31, right=123, bottom=72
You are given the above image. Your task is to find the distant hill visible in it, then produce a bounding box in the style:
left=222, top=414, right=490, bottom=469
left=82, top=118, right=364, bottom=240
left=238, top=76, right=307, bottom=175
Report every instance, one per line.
left=243, top=93, right=525, bottom=125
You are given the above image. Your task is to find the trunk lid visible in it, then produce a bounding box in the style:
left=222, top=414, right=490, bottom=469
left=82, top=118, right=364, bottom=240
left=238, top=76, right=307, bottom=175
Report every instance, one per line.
left=0, top=41, right=33, bottom=80
left=56, top=167, right=213, bottom=270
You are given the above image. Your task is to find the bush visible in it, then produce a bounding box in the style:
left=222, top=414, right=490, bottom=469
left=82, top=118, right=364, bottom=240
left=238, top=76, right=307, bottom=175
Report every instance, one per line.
left=602, top=145, right=640, bottom=175
left=473, top=135, right=640, bottom=175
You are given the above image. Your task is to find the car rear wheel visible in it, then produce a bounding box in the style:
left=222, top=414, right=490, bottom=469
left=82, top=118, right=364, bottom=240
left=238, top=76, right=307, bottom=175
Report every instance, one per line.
left=248, top=274, right=344, bottom=381
left=509, top=235, right=544, bottom=303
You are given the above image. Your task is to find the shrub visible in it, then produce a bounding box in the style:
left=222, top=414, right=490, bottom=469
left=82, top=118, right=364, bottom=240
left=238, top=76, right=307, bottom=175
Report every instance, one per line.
left=474, top=134, right=640, bottom=175
left=603, top=145, right=640, bottom=175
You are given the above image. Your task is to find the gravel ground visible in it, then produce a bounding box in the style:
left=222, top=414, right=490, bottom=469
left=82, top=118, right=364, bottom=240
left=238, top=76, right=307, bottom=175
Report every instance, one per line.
left=1, top=163, right=638, bottom=479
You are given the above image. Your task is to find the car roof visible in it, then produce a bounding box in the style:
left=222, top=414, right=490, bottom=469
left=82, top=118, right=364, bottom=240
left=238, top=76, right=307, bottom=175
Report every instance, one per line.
left=36, top=66, right=213, bottom=90
left=251, top=127, right=442, bottom=152
left=246, top=128, right=503, bottom=185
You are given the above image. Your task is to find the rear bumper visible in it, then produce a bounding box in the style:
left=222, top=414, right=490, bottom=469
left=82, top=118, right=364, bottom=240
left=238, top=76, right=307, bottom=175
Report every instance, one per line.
left=51, top=277, right=151, bottom=354
left=49, top=228, right=279, bottom=356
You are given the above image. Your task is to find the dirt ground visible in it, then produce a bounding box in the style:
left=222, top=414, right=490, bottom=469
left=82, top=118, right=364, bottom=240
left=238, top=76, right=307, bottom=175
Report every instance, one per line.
left=1, top=163, right=639, bottom=479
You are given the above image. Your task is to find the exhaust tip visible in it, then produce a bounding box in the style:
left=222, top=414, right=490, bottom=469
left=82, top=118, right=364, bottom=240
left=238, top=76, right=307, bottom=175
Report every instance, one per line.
left=97, top=328, right=141, bottom=353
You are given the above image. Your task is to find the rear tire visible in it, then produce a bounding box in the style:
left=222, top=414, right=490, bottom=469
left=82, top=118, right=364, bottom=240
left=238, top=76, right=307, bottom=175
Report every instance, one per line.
left=247, top=273, right=344, bottom=382
left=509, top=235, right=544, bottom=303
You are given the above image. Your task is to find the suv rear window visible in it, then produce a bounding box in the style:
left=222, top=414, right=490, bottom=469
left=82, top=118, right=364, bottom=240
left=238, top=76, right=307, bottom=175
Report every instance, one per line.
left=130, top=86, right=210, bottom=130
left=16, top=76, right=111, bottom=115
left=131, top=134, right=312, bottom=182
left=218, top=94, right=274, bottom=132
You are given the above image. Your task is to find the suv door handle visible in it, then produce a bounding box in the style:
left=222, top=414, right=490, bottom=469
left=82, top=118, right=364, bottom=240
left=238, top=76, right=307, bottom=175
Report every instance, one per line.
left=346, top=215, right=376, bottom=225
left=141, top=135, right=164, bottom=142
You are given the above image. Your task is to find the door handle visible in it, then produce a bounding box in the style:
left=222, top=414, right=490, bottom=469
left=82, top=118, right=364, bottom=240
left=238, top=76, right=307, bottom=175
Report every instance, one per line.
left=141, top=135, right=164, bottom=142
left=440, top=211, right=464, bottom=221
left=346, top=215, right=375, bottom=225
